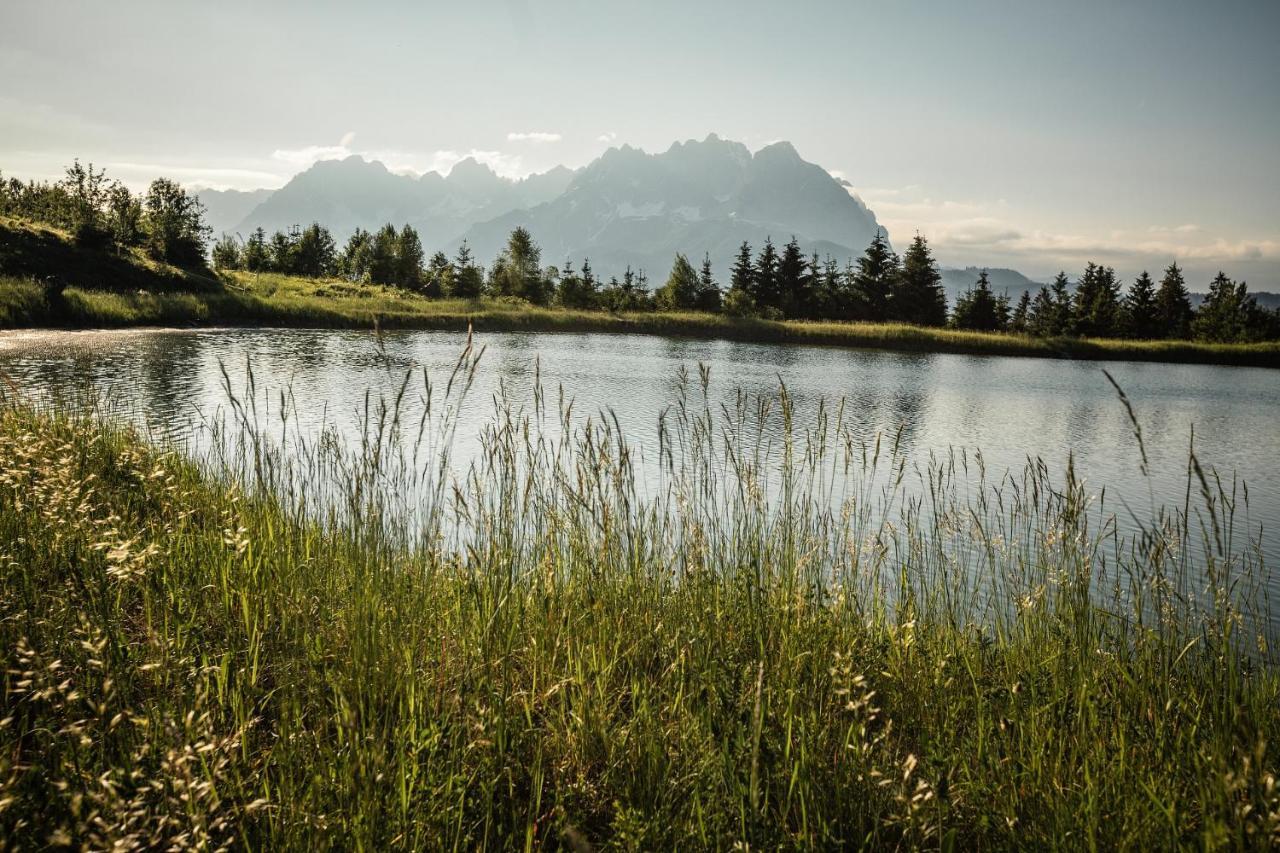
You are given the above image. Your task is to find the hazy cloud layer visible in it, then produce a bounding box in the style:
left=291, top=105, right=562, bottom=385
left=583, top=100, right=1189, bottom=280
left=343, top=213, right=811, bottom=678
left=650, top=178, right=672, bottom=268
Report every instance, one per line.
left=507, top=132, right=562, bottom=143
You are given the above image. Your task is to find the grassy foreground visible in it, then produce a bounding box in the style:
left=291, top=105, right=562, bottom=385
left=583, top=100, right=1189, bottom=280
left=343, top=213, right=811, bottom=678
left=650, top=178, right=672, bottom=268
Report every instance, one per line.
left=4, top=219, right=1279, bottom=366
left=0, top=355, right=1277, bottom=849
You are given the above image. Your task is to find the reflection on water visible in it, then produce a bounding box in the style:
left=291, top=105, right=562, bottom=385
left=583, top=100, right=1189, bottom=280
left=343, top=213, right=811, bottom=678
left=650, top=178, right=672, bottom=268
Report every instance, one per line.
left=2, top=326, right=1278, bottom=567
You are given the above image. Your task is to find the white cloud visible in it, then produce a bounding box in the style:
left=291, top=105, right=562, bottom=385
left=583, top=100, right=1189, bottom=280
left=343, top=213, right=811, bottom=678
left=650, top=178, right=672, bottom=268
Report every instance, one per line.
left=850, top=183, right=1280, bottom=280
left=597, top=131, right=618, bottom=143
left=271, top=144, right=351, bottom=167
left=507, top=131, right=561, bottom=143
left=339, top=130, right=357, bottom=147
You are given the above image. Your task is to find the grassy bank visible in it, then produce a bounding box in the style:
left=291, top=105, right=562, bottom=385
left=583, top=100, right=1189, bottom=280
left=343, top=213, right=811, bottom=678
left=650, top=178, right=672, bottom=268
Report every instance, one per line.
left=4, top=219, right=1280, bottom=366
left=0, top=360, right=1276, bottom=849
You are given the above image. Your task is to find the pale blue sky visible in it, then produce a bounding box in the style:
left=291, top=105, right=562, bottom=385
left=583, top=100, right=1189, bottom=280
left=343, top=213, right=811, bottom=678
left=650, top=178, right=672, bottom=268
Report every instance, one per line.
left=2, top=0, right=1278, bottom=285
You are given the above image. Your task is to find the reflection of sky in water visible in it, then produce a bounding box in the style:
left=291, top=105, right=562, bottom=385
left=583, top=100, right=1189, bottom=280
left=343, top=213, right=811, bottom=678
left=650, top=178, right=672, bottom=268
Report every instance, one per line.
left=3, top=327, right=1279, bottom=572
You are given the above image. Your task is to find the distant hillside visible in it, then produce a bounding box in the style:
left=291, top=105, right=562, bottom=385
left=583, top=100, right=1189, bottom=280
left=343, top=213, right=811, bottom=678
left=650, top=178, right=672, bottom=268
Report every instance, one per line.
left=197, top=188, right=275, bottom=237
left=453, top=134, right=885, bottom=281
left=940, top=267, right=1045, bottom=303
left=231, top=157, right=575, bottom=247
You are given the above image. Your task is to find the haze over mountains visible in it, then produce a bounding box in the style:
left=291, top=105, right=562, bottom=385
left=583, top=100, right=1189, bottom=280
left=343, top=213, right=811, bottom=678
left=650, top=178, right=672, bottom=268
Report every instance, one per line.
left=202, top=134, right=889, bottom=285
left=197, top=134, right=1277, bottom=305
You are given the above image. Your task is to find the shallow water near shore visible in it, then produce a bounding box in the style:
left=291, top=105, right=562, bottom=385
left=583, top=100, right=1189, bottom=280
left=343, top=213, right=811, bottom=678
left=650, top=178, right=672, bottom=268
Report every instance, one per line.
left=2, top=325, right=1278, bottom=570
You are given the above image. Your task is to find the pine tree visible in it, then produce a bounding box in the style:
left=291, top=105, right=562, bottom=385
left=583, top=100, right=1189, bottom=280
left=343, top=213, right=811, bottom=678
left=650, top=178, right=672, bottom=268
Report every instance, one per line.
left=1154, top=262, right=1193, bottom=339
left=451, top=240, right=483, bottom=298
left=775, top=236, right=807, bottom=317
left=558, top=258, right=599, bottom=309
left=1072, top=262, right=1121, bottom=337
left=890, top=234, right=947, bottom=326
left=951, top=270, right=1008, bottom=331
left=695, top=253, right=722, bottom=312
left=754, top=238, right=780, bottom=310
left=242, top=227, right=271, bottom=273
left=724, top=242, right=758, bottom=316
left=1121, top=271, right=1159, bottom=338
left=1049, top=272, right=1073, bottom=335
left=1028, top=286, right=1056, bottom=336
left=729, top=241, right=754, bottom=295
left=1193, top=271, right=1252, bottom=342
left=852, top=231, right=898, bottom=322
left=1010, top=290, right=1032, bottom=334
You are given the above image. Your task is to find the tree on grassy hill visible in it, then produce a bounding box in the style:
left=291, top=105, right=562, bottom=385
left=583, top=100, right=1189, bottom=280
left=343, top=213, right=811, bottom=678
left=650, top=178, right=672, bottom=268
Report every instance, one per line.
left=142, top=178, right=209, bottom=267
left=211, top=234, right=242, bottom=271
left=890, top=234, right=947, bottom=327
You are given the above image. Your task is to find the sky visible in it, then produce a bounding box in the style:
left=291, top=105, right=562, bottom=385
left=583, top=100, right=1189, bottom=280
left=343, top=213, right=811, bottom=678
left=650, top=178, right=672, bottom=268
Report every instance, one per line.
left=2, top=0, right=1279, bottom=287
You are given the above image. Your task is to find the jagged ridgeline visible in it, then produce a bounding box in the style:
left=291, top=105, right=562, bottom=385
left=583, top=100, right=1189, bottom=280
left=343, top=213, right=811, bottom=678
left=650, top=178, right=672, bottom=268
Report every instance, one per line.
left=204, top=135, right=884, bottom=283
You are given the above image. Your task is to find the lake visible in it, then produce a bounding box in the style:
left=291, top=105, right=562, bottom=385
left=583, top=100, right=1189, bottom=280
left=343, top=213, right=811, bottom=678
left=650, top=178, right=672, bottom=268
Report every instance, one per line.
left=2, top=326, right=1278, bottom=570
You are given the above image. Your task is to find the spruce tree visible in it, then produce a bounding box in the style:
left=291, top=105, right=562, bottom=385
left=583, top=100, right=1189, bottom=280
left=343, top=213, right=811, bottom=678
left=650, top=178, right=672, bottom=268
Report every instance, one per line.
left=754, top=238, right=780, bottom=310
left=1028, top=286, right=1056, bottom=336
left=891, top=234, right=947, bottom=326
left=451, top=241, right=483, bottom=298
left=729, top=241, right=754, bottom=295
left=1121, top=271, right=1159, bottom=338
left=242, top=227, right=271, bottom=273
left=1010, top=290, right=1032, bottom=334
left=1155, top=262, right=1193, bottom=339
left=1049, top=272, right=1073, bottom=335
left=852, top=232, right=898, bottom=322
left=950, top=270, right=1008, bottom=331
left=775, top=237, right=807, bottom=317
left=1193, top=271, right=1252, bottom=342
left=1072, top=262, right=1121, bottom=337
left=695, top=253, right=722, bottom=312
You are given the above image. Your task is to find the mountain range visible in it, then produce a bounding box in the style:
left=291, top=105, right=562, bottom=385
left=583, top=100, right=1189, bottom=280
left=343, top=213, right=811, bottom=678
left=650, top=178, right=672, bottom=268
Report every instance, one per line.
left=197, top=136, right=1278, bottom=306
left=200, top=134, right=886, bottom=283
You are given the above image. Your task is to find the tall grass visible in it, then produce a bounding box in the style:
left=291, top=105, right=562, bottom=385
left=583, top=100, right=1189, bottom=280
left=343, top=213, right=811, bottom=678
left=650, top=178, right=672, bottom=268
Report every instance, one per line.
left=0, top=347, right=1277, bottom=849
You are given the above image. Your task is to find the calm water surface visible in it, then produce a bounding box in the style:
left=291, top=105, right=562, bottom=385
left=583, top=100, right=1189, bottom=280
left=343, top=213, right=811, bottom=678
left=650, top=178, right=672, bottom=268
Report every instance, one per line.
left=2, top=327, right=1278, bottom=565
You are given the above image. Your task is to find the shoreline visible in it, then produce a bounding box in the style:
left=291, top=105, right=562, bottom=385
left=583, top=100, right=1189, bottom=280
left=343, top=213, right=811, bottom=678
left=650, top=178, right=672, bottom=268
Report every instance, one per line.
left=4, top=287, right=1279, bottom=368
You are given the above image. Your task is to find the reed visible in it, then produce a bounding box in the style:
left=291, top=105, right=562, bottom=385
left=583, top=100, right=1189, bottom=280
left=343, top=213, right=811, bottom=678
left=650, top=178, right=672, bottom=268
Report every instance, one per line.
left=0, top=350, right=1276, bottom=849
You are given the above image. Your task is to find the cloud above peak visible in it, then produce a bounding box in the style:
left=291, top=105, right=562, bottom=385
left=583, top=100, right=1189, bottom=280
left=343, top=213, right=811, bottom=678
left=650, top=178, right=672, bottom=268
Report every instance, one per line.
left=507, top=131, right=561, bottom=143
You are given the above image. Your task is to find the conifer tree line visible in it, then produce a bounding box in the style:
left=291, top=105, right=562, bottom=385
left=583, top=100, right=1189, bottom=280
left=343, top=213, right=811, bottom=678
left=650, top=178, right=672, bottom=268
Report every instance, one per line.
left=4, top=160, right=1279, bottom=342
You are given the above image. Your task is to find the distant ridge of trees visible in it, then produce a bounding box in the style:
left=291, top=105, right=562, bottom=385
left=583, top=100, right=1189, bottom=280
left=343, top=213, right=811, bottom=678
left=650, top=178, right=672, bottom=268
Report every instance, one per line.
left=3, top=160, right=1279, bottom=343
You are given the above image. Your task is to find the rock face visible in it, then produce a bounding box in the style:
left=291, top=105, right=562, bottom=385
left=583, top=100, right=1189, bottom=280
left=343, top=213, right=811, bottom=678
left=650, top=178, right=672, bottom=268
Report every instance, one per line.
left=229, top=156, right=575, bottom=247
left=453, top=134, right=886, bottom=280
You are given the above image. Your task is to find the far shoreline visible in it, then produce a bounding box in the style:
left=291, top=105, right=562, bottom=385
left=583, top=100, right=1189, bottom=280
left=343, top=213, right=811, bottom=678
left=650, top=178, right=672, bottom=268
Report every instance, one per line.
left=4, top=283, right=1279, bottom=369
